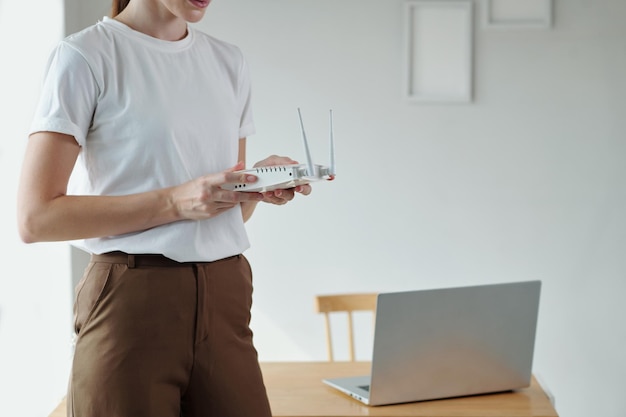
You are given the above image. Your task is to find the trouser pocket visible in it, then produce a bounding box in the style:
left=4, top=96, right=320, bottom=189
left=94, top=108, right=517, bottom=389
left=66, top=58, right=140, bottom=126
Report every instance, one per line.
left=73, top=262, right=114, bottom=335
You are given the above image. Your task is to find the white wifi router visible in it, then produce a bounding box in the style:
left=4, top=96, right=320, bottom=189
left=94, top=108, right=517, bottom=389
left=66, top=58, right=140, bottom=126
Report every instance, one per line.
left=223, top=108, right=336, bottom=192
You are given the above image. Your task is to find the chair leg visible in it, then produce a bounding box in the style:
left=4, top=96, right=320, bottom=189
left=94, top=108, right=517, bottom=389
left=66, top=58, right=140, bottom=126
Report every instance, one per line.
left=324, top=313, right=334, bottom=361
left=347, top=313, right=355, bottom=362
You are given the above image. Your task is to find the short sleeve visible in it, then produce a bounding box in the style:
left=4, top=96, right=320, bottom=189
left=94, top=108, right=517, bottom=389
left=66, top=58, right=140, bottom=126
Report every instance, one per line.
left=29, top=41, right=99, bottom=146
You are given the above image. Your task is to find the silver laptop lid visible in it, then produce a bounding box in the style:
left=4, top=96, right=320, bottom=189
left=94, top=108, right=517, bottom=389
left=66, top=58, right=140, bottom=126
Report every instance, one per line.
left=368, top=280, right=541, bottom=405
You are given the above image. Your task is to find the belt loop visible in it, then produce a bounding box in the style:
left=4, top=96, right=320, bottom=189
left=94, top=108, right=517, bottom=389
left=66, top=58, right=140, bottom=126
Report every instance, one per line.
left=128, top=254, right=136, bottom=269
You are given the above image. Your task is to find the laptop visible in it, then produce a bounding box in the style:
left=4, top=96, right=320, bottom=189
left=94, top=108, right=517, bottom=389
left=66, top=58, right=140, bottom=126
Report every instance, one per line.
left=322, top=280, right=542, bottom=406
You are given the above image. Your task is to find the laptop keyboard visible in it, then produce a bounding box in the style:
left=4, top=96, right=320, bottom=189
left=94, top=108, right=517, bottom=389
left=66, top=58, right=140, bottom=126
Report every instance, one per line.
left=358, top=385, right=370, bottom=392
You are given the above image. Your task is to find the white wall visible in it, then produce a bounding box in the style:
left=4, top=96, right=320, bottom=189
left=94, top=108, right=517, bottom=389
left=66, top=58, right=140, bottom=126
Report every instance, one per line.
left=2, top=1, right=624, bottom=416
left=200, top=1, right=626, bottom=417
left=0, top=2, right=73, bottom=416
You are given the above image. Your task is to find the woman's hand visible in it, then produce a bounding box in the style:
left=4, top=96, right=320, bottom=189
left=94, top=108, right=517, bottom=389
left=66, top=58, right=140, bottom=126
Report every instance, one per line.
left=171, top=161, right=264, bottom=220
left=253, top=155, right=312, bottom=205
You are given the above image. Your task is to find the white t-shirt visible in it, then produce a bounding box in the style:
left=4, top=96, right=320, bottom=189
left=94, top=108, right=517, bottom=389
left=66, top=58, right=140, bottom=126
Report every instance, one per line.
left=30, top=17, right=255, bottom=262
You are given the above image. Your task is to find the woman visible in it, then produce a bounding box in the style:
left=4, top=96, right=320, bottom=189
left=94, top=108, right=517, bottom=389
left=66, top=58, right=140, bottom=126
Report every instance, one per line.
left=17, top=0, right=310, bottom=415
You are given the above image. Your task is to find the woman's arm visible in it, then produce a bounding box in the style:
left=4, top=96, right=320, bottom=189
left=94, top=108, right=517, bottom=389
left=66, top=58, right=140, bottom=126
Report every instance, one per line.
left=17, top=132, right=263, bottom=243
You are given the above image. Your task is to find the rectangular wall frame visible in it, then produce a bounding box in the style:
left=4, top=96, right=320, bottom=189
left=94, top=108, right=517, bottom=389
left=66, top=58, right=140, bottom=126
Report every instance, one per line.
left=482, top=0, right=553, bottom=29
left=404, top=0, right=474, bottom=104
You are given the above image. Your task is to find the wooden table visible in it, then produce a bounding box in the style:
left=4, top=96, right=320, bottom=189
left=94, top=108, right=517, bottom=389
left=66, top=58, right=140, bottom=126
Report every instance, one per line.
left=49, top=361, right=558, bottom=417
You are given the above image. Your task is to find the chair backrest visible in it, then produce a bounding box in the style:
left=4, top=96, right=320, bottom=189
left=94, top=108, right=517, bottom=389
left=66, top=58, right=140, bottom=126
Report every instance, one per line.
left=314, top=293, right=378, bottom=361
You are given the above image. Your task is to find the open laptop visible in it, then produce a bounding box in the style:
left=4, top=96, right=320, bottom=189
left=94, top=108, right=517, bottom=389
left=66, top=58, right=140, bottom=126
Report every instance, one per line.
left=322, top=280, right=541, bottom=406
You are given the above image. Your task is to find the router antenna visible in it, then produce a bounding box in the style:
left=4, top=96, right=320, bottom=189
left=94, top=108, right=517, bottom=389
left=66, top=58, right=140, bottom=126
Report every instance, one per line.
left=329, top=109, right=335, bottom=177
left=297, top=108, right=315, bottom=177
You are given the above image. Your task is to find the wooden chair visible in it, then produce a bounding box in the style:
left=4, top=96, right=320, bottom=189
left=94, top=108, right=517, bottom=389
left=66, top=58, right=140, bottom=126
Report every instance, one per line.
left=314, top=293, right=378, bottom=362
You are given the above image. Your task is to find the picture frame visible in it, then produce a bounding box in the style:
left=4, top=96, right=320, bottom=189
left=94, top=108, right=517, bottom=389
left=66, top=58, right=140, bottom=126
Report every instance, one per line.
left=482, top=0, right=553, bottom=29
left=403, top=1, right=474, bottom=104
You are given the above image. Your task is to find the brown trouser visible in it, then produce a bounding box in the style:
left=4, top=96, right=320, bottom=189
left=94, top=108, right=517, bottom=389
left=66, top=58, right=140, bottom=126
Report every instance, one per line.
left=68, top=252, right=272, bottom=417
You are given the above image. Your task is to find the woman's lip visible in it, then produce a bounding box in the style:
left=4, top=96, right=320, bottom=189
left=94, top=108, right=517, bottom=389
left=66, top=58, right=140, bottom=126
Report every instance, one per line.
left=189, top=0, right=209, bottom=9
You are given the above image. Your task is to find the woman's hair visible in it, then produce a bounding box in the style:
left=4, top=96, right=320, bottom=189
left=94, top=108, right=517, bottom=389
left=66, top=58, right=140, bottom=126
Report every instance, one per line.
left=111, top=0, right=131, bottom=17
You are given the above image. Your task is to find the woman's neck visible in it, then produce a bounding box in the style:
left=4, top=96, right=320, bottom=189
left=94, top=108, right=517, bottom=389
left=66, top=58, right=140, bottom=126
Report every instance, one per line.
left=114, top=1, right=188, bottom=41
